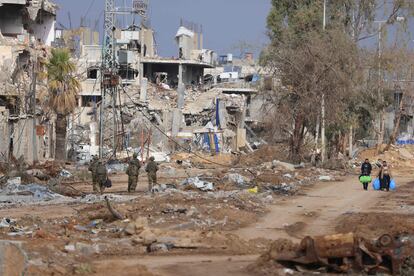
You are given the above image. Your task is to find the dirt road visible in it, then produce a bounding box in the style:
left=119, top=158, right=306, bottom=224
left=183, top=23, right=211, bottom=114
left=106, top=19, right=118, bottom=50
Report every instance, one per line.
left=103, top=174, right=413, bottom=276
left=237, top=174, right=412, bottom=241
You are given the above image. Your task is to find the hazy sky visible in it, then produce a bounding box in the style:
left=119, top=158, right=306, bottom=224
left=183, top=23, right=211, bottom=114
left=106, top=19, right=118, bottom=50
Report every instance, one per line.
left=53, top=0, right=272, bottom=58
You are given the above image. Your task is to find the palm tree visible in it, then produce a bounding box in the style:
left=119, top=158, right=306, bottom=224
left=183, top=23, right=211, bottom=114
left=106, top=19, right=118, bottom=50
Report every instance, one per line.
left=46, top=48, right=80, bottom=160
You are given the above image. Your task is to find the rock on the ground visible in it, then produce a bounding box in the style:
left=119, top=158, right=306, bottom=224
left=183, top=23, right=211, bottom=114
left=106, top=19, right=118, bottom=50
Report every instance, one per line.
left=319, top=175, right=333, bottom=181
left=124, top=217, right=149, bottom=235
left=272, top=160, right=295, bottom=172
left=149, top=243, right=170, bottom=252
left=139, top=229, right=157, bottom=246
left=75, top=242, right=100, bottom=255
left=124, top=223, right=136, bottom=236
left=134, top=217, right=148, bottom=233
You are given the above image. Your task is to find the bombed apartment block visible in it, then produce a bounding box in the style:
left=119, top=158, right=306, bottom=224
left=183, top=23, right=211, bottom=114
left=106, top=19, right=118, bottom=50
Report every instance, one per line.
left=64, top=11, right=271, bottom=162
left=0, top=0, right=57, bottom=164
left=0, top=0, right=57, bottom=45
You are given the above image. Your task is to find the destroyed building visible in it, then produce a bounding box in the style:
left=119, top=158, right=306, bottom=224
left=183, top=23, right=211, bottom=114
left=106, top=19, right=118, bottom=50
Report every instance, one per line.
left=69, top=18, right=269, bottom=162
left=0, top=0, right=57, bottom=164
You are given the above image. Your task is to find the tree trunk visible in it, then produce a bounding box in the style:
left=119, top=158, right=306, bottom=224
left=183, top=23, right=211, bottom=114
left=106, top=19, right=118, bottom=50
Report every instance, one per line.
left=384, top=94, right=404, bottom=152
left=291, top=114, right=305, bottom=162
left=314, top=115, right=320, bottom=147
left=321, top=93, right=326, bottom=163
left=348, top=126, right=353, bottom=158
left=376, top=111, right=385, bottom=154
left=55, top=113, right=67, bottom=160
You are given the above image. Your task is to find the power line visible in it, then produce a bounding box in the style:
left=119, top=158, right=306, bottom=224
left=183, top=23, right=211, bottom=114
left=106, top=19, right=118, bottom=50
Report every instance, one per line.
left=120, top=86, right=235, bottom=168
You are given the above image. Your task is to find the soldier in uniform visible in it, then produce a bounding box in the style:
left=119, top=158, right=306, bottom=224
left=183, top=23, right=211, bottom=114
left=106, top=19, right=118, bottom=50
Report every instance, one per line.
left=145, top=156, right=158, bottom=192
left=95, top=159, right=108, bottom=194
left=88, top=155, right=99, bottom=192
left=126, top=153, right=141, bottom=193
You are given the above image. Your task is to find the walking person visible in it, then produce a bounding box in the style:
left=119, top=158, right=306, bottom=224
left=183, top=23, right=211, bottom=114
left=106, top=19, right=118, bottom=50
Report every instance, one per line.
left=96, top=159, right=108, bottom=194
left=126, top=153, right=141, bottom=193
left=145, top=156, right=158, bottom=192
left=88, top=155, right=99, bottom=192
left=379, top=160, right=392, bottom=192
left=360, top=158, right=372, bottom=191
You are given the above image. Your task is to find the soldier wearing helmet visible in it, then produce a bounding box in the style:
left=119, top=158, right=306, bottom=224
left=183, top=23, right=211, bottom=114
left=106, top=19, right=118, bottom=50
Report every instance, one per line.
left=126, top=152, right=141, bottom=192
left=145, top=156, right=158, bottom=192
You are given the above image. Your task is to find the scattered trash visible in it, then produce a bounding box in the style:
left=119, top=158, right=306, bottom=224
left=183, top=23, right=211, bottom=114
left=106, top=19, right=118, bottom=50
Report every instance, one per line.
left=162, top=208, right=187, bottom=214
left=151, top=184, right=177, bottom=193
left=270, top=183, right=294, bottom=195
left=59, top=170, right=72, bottom=178
left=248, top=186, right=258, bottom=194
left=0, top=182, right=65, bottom=205
left=6, top=177, right=21, bottom=186
left=181, top=177, right=214, bottom=191
left=106, top=161, right=128, bottom=174
left=224, top=173, right=248, bottom=187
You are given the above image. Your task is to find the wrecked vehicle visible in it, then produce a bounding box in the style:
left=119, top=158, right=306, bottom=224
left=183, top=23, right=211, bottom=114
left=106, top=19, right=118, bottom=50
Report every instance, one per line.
left=273, top=233, right=414, bottom=275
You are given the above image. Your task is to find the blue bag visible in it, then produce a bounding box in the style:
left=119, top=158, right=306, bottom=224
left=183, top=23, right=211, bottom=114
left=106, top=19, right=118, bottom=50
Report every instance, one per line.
left=389, top=179, right=396, bottom=190
left=373, top=178, right=380, bottom=190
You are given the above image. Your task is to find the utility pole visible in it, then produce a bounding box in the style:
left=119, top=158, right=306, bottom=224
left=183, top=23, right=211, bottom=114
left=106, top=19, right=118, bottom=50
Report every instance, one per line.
left=375, top=20, right=386, bottom=151
left=321, top=0, right=327, bottom=163
left=31, top=54, right=38, bottom=163
left=99, top=0, right=149, bottom=159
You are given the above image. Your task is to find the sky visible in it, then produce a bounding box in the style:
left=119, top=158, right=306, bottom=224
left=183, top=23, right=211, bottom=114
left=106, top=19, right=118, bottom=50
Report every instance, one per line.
left=53, top=0, right=272, bottom=58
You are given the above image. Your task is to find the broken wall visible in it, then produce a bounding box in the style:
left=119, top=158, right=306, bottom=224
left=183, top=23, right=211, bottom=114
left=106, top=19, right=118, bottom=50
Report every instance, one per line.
left=142, top=27, right=155, bottom=57
left=11, top=117, right=54, bottom=164
left=0, top=4, right=24, bottom=36
left=30, top=11, right=55, bottom=46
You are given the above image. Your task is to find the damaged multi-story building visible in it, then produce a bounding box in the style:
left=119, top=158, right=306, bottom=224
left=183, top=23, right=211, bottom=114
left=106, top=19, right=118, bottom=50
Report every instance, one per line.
left=0, top=0, right=57, bottom=164
left=65, top=14, right=270, bottom=163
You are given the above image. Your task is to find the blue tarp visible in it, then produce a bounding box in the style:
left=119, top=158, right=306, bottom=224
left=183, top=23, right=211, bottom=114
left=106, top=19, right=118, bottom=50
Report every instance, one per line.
left=397, top=139, right=414, bottom=145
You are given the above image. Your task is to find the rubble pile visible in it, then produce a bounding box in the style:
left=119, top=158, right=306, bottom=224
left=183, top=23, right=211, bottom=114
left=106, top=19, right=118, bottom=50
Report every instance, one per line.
left=356, top=145, right=414, bottom=170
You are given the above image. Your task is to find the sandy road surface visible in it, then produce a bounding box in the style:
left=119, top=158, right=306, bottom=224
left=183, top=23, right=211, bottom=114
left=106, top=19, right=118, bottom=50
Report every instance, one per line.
left=237, top=174, right=413, bottom=241
left=97, top=174, right=413, bottom=276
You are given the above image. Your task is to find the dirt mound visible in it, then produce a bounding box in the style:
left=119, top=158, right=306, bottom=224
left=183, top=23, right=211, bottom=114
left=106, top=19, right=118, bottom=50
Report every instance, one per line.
left=236, top=145, right=290, bottom=166
left=358, top=145, right=414, bottom=172
left=171, top=152, right=235, bottom=168
left=335, top=212, right=414, bottom=239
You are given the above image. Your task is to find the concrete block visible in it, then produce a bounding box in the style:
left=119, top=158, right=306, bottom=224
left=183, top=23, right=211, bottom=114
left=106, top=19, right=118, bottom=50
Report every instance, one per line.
left=177, top=83, right=185, bottom=109
left=140, top=78, right=148, bottom=102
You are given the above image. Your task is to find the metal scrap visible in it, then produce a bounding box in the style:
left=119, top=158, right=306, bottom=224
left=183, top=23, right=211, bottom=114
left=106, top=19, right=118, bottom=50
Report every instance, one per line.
left=274, top=233, right=414, bottom=275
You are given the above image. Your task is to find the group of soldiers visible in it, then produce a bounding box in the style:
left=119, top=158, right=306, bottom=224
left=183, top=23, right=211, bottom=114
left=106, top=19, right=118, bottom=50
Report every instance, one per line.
left=88, top=153, right=159, bottom=193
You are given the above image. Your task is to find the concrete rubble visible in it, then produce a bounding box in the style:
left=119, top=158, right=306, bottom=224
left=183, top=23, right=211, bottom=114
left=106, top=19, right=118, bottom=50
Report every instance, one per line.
left=0, top=1, right=412, bottom=275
